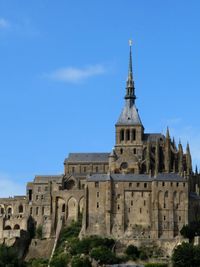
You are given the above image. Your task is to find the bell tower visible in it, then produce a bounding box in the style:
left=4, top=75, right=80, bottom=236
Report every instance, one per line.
left=110, top=41, right=144, bottom=174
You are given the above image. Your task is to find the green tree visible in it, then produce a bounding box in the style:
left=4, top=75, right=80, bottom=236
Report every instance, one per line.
left=172, top=242, right=195, bottom=267
left=0, top=244, right=24, bottom=267
left=71, top=256, right=91, bottom=267
left=125, top=244, right=140, bottom=259
left=36, top=225, right=43, bottom=239
left=90, top=246, right=119, bottom=264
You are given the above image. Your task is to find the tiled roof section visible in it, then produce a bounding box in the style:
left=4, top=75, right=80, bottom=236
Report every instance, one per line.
left=116, top=103, right=142, bottom=126
left=144, top=133, right=165, bottom=142
left=87, top=173, right=186, bottom=182
left=34, top=175, right=63, bottom=183
left=65, top=153, right=110, bottom=163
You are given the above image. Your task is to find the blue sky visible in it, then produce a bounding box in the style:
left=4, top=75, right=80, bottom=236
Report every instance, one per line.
left=0, top=0, right=200, bottom=197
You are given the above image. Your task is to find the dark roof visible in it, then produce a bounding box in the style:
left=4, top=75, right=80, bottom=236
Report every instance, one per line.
left=87, top=173, right=186, bottom=182
left=65, top=153, right=109, bottom=163
left=34, top=175, right=63, bottom=183
left=116, top=103, right=142, bottom=126
left=144, top=133, right=165, bottom=142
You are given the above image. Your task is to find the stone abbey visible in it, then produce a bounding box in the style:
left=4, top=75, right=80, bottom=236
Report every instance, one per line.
left=0, top=44, right=199, bottom=256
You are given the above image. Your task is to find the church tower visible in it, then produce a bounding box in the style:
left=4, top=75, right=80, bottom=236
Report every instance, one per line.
left=109, top=41, right=144, bottom=174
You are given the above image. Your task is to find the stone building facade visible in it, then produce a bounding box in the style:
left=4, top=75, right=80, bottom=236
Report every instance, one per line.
left=0, top=44, right=199, bottom=252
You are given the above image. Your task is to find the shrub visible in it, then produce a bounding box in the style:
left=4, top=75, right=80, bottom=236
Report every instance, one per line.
left=125, top=244, right=140, bottom=259
left=50, top=252, right=70, bottom=267
left=71, top=256, right=92, bottom=267
left=172, top=242, right=196, bottom=267
left=0, top=244, right=24, bottom=267
left=90, top=246, right=119, bottom=264
left=27, top=258, right=48, bottom=267
left=36, top=225, right=43, bottom=239
left=144, top=263, right=168, bottom=267
left=139, top=250, right=148, bottom=260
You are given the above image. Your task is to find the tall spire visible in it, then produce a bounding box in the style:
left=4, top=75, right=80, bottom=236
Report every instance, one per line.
left=125, top=40, right=136, bottom=105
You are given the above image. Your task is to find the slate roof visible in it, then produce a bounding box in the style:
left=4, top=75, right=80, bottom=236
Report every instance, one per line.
left=87, top=173, right=186, bottom=182
left=65, top=153, right=109, bottom=164
left=116, top=103, right=142, bottom=126
left=144, top=133, right=165, bottom=142
left=34, top=175, right=63, bottom=183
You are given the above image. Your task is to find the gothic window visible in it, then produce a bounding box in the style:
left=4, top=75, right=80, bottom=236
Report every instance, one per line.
left=42, top=207, right=45, bottom=215
left=137, top=183, right=140, bottom=187
left=183, top=183, right=185, bottom=187
left=126, top=129, right=130, bottom=141
left=129, top=182, right=132, bottom=188
left=144, top=183, right=147, bottom=188
left=7, top=207, right=12, bottom=215
left=4, top=225, right=11, bottom=230
left=97, top=202, right=99, bottom=208
left=120, top=148, right=123, bottom=154
left=83, top=167, right=87, bottom=173
left=162, top=182, right=165, bottom=186
left=36, top=207, right=39, bottom=215
left=133, top=148, right=136, bottom=154
left=171, top=182, right=173, bottom=186
left=120, top=129, right=124, bottom=141
left=163, top=216, right=166, bottom=221
left=132, top=129, right=136, bottom=141
left=121, top=162, right=128, bottom=169
left=0, top=207, right=4, bottom=214
left=28, top=189, right=32, bottom=201
left=176, top=182, right=179, bottom=187
left=131, top=200, right=133, bottom=206
left=18, top=204, right=23, bottom=213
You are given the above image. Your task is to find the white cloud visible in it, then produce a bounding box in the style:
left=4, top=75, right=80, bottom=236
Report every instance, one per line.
left=0, top=18, right=10, bottom=29
left=48, top=64, right=106, bottom=83
left=0, top=174, right=25, bottom=198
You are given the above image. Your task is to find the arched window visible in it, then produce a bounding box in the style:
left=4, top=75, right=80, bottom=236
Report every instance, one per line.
left=132, top=129, right=136, bottom=141
left=126, top=129, right=130, bottom=141
left=120, top=129, right=124, bottom=141
left=18, top=204, right=23, bottom=213
left=7, top=207, right=12, bottom=215
left=4, top=225, right=11, bottom=230
left=120, top=148, right=123, bottom=154
left=36, top=207, right=39, bottom=215
left=14, top=224, right=20, bottom=230
left=0, top=207, right=4, bottom=214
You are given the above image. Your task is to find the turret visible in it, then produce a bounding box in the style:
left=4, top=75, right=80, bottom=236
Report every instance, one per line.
left=178, top=141, right=183, bottom=176
left=186, top=142, right=192, bottom=176
left=165, top=127, right=171, bottom=173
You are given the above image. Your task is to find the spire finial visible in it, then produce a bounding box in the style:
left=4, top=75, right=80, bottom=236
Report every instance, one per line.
left=125, top=39, right=136, bottom=104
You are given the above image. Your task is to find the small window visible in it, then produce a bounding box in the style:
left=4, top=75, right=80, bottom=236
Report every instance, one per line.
left=132, top=129, right=136, bottom=141
left=126, top=129, right=130, bottom=141
left=144, top=183, right=147, bottom=188
left=129, top=183, right=132, bottom=188
left=183, top=183, right=185, bottom=187
left=36, top=207, right=39, bottom=216
left=45, top=186, right=48, bottom=192
left=171, top=182, right=173, bottom=186
left=42, top=207, right=45, bottom=215
left=120, top=148, right=123, bottom=154
left=133, top=148, right=136, bottom=154
left=72, top=167, right=75, bottom=173
left=179, top=216, right=181, bottom=221
left=164, top=216, right=166, bottom=221
left=41, top=195, right=44, bottom=200
left=128, top=208, right=130, bottom=213
left=144, top=200, right=146, bottom=206
left=162, top=182, right=165, bottom=187
left=62, top=204, right=65, bottom=212
left=117, top=204, right=120, bottom=210
left=83, top=167, right=87, bottom=173
left=141, top=192, right=143, bottom=197
left=97, top=202, right=99, bottom=208
left=36, top=195, right=39, bottom=200
left=120, top=129, right=124, bottom=141
left=117, top=194, right=120, bottom=199
left=164, top=203, right=166, bottom=208
left=140, top=208, right=142, bottom=214
left=137, top=183, right=140, bottom=187
left=131, top=200, right=133, bottom=206
left=95, top=182, right=99, bottom=188
left=30, top=207, right=32, bottom=215
left=176, top=182, right=179, bottom=187
left=131, top=191, right=134, bottom=197
left=97, top=192, right=99, bottom=197
left=95, top=166, right=98, bottom=173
